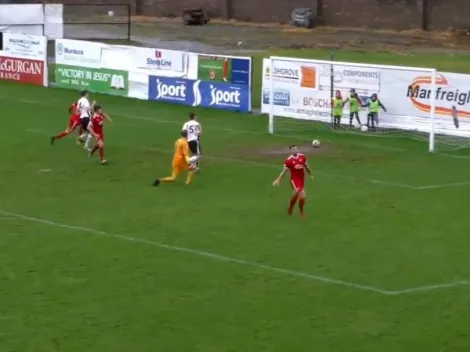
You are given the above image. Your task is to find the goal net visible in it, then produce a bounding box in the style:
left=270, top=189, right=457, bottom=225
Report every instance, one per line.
left=262, top=56, right=470, bottom=152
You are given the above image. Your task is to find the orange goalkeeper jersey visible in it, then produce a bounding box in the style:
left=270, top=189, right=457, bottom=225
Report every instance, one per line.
left=173, top=137, right=190, bottom=167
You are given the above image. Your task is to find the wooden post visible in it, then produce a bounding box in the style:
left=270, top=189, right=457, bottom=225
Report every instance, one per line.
left=316, top=0, right=323, bottom=25
left=223, top=0, right=233, bottom=20
left=421, top=0, right=428, bottom=30
left=136, top=0, right=143, bottom=16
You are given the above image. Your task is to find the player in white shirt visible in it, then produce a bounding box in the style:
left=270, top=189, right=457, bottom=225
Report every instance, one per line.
left=77, top=90, right=96, bottom=151
left=182, top=112, right=202, bottom=171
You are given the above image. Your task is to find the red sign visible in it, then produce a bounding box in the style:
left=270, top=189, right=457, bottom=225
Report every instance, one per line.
left=0, top=55, right=44, bottom=86
left=155, top=50, right=161, bottom=58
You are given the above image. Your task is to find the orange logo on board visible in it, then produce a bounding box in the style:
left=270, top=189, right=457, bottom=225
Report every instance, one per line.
left=300, top=66, right=316, bottom=88
left=408, top=74, right=470, bottom=118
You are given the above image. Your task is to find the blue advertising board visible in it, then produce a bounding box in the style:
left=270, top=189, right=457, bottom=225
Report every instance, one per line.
left=148, top=77, right=193, bottom=105
left=148, top=76, right=250, bottom=112
left=262, top=88, right=291, bottom=106
left=231, top=58, right=250, bottom=85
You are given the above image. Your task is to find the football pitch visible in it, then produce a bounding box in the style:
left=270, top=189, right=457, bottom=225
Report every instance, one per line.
left=2, top=50, right=470, bottom=351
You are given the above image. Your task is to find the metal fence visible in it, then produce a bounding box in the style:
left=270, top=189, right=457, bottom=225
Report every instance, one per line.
left=63, top=3, right=131, bottom=41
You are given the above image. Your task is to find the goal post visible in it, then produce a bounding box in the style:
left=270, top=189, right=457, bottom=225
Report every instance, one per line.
left=261, top=55, right=470, bottom=152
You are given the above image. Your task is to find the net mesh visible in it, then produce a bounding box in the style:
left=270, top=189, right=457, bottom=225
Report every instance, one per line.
left=264, top=57, right=470, bottom=152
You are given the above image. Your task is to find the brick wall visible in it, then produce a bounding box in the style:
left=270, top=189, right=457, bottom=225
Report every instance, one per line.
left=26, top=0, right=470, bottom=30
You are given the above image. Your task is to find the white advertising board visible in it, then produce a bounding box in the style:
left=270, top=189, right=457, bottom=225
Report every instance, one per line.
left=55, top=39, right=103, bottom=68
left=54, top=39, right=199, bottom=80
left=0, top=5, right=44, bottom=25
left=0, top=33, right=48, bottom=87
left=44, top=4, right=64, bottom=39
left=0, top=4, right=63, bottom=38
left=262, top=58, right=470, bottom=137
left=130, top=47, right=187, bottom=74
left=2, top=33, right=46, bottom=60
left=0, top=25, right=44, bottom=36
left=100, top=45, right=133, bottom=70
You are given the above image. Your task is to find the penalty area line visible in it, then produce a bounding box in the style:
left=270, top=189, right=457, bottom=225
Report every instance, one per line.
left=3, top=95, right=405, bottom=152
left=386, top=280, right=470, bottom=295
left=0, top=209, right=391, bottom=295
left=414, top=181, right=470, bottom=190
left=23, top=127, right=470, bottom=190
left=24, top=128, right=416, bottom=190
left=1, top=209, right=469, bottom=296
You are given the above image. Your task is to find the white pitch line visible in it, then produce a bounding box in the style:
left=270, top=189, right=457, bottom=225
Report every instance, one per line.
left=0, top=209, right=392, bottom=295
left=1, top=209, right=470, bottom=296
left=415, top=181, right=470, bottom=190
left=138, top=145, right=416, bottom=189
left=24, top=127, right=470, bottom=190
left=24, top=127, right=417, bottom=190
left=388, top=280, right=470, bottom=295
left=8, top=92, right=470, bottom=160
left=440, top=153, right=470, bottom=160
left=1, top=95, right=406, bottom=152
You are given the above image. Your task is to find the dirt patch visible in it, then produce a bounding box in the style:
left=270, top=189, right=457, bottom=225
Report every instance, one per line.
left=64, top=16, right=470, bottom=55
left=233, top=142, right=337, bottom=159
left=125, top=18, right=470, bottom=54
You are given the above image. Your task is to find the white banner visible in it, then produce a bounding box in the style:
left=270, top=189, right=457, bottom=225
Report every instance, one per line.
left=44, top=4, right=64, bottom=39
left=2, top=33, right=46, bottom=60
left=262, top=58, right=470, bottom=137
left=270, top=59, right=319, bottom=89
left=54, top=39, right=199, bottom=80
left=0, top=5, right=44, bottom=25
left=0, top=25, right=43, bottom=36
left=55, top=39, right=103, bottom=68
left=128, top=71, right=149, bottom=100
left=317, top=63, right=380, bottom=95
left=100, top=45, right=133, bottom=70
left=0, top=5, right=62, bottom=38
left=130, top=47, right=186, bottom=73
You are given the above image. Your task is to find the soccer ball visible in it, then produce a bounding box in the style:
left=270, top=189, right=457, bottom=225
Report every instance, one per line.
left=361, top=125, right=368, bottom=132
left=312, top=140, right=320, bottom=148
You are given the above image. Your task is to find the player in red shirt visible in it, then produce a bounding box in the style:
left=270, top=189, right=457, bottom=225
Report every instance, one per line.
left=273, top=145, right=313, bottom=218
left=50, top=101, right=82, bottom=145
left=87, top=105, right=112, bottom=165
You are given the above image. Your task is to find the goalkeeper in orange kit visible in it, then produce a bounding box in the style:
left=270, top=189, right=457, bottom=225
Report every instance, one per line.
left=153, top=130, right=196, bottom=186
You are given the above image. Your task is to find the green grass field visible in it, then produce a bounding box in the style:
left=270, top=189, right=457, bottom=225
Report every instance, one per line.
left=2, top=48, right=470, bottom=351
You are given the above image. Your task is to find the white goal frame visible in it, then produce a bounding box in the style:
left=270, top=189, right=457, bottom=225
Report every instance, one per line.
left=268, top=56, right=437, bottom=152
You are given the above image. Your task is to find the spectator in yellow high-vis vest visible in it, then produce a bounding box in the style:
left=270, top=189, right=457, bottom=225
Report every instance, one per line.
left=331, top=90, right=344, bottom=129
left=343, top=88, right=363, bottom=127
left=364, top=93, right=386, bottom=129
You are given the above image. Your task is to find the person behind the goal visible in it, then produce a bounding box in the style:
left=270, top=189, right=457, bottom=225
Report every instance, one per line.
left=364, top=93, right=386, bottom=129
left=331, top=90, right=345, bottom=129
left=343, top=88, right=363, bottom=127
left=182, top=112, right=202, bottom=172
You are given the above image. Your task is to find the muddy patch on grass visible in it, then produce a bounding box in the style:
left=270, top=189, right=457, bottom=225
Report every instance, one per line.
left=232, top=142, right=338, bottom=159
